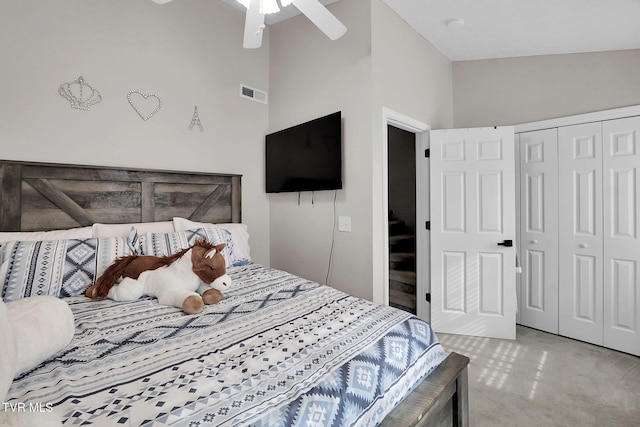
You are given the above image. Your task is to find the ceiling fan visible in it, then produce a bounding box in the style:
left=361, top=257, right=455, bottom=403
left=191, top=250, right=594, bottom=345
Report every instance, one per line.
left=151, top=0, right=347, bottom=49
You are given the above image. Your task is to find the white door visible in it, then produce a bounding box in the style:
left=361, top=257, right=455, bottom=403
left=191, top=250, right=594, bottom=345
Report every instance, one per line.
left=603, top=116, right=640, bottom=356
left=430, top=127, right=516, bottom=340
left=558, top=122, right=604, bottom=346
left=519, top=129, right=559, bottom=334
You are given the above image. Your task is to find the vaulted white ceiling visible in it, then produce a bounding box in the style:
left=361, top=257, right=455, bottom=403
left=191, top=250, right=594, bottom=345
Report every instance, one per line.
left=382, top=0, right=640, bottom=61
left=224, top=0, right=640, bottom=61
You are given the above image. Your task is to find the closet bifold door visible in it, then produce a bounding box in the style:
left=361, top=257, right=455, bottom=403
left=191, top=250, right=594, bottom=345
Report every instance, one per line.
left=519, top=129, right=559, bottom=334
left=558, top=122, right=604, bottom=346
left=603, top=116, right=640, bottom=356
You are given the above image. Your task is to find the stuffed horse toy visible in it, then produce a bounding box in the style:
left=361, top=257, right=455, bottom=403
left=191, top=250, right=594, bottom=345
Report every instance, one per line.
left=85, top=239, right=232, bottom=314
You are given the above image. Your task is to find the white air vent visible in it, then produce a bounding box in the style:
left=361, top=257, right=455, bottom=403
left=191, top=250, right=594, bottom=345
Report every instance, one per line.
left=240, top=84, right=268, bottom=104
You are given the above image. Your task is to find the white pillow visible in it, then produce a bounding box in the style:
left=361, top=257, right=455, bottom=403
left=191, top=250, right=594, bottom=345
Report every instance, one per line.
left=92, top=221, right=174, bottom=238
left=173, top=217, right=251, bottom=263
left=0, top=227, right=92, bottom=243
left=0, top=297, right=71, bottom=427
left=6, top=296, right=74, bottom=377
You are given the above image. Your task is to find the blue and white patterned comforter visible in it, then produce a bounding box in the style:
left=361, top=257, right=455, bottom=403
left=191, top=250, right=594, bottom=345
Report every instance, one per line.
left=6, top=263, right=447, bottom=426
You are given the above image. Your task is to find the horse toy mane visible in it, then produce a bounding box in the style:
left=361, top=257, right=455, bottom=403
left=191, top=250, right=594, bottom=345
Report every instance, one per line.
left=86, top=239, right=232, bottom=314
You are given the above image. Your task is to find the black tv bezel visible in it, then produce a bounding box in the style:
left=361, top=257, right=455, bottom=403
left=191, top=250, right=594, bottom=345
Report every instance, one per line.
left=265, top=111, right=342, bottom=194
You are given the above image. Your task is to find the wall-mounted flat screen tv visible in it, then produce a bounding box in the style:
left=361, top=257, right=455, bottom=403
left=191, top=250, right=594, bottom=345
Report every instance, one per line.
left=265, top=111, right=342, bottom=193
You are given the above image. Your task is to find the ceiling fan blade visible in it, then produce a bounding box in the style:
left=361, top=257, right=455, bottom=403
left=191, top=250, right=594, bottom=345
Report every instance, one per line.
left=243, top=0, right=265, bottom=49
left=292, top=0, right=347, bottom=41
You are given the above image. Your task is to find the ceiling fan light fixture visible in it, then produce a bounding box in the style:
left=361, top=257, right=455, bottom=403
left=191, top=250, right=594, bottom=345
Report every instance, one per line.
left=238, top=0, right=346, bottom=48
left=237, top=0, right=281, bottom=14
left=259, top=0, right=280, bottom=14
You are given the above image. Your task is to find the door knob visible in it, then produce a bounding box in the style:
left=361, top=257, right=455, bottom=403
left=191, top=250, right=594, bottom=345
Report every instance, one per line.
left=579, top=243, right=588, bottom=248
left=497, top=239, right=513, bottom=247
left=530, top=240, right=538, bottom=244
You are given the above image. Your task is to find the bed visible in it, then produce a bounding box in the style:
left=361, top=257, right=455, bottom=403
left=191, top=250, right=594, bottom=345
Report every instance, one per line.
left=0, top=160, right=469, bottom=426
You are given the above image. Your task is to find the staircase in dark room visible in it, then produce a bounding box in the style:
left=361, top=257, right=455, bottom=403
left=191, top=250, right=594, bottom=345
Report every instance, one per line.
left=388, top=213, right=416, bottom=314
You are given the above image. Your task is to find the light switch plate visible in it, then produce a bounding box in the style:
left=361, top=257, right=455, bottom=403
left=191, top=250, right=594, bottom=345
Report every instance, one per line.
left=338, top=216, right=351, bottom=232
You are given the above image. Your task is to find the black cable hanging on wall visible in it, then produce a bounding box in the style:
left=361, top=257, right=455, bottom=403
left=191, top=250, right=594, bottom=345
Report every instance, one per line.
left=325, top=189, right=338, bottom=286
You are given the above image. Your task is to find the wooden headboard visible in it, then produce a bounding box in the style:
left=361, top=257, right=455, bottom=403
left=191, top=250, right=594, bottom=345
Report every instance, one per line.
left=0, top=160, right=241, bottom=232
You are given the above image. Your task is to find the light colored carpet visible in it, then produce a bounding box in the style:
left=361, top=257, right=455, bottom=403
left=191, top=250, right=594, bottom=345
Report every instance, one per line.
left=437, top=325, right=640, bottom=427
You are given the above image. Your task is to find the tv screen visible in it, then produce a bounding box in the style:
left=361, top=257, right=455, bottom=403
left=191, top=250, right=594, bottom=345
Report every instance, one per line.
left=265, top=111, right=342, bottom=193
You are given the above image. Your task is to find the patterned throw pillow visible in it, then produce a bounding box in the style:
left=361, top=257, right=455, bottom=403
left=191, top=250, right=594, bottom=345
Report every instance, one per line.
left=0, top=236, right=136, bottom=301
left=172, top=217, right=251, bottom=264
left=137, top=228, right=249, bottom=268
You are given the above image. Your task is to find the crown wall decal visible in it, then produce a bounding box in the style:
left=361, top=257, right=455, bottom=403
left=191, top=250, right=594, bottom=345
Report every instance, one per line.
left=58, top=76, right=102, bottom=111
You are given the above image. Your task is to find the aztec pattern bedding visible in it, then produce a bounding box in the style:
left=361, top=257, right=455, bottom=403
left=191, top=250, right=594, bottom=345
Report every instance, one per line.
left=5, top=263, right=447, bottom=426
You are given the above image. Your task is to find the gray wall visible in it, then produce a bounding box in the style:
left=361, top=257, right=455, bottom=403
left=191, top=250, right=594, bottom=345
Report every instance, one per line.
left=453, top=49, right=640, bottom=128
left=268, top=0, right=454, bottom=301
left=0, top=0, right=271, bottom=264
left=370, top=0, right=453, bottom=303
left=268, top=0, right=374, bottom=299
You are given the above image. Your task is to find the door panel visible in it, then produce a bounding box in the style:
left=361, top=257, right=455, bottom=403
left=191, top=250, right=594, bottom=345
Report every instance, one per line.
left=558, top=122, right=603, bottom=345
left=575, top=255, right=597, bottom=321
left=443, top=251, right=466, bottom=312
left=430, top=127, right=516, bottom=339
left=519, top=129, right=559, bottom=333
left=478, top=252, right=503, bottom=315
left=442, top=172, right=466, bottom=232
left=603, top=116, right=640, bottom=355
left=478, top=171, right=503, bottom=232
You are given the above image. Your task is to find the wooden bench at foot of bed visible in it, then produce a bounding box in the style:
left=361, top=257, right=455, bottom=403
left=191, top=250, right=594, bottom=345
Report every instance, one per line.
left=380, top=352, right=470, bottom=427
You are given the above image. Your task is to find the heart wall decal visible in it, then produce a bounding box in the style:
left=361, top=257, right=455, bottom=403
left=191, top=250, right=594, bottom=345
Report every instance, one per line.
left=127, top=90, right=162, bottom=121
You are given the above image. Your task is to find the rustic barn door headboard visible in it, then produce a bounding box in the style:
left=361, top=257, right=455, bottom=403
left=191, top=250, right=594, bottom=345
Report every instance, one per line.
left=0, top=160, right=241, bottom=232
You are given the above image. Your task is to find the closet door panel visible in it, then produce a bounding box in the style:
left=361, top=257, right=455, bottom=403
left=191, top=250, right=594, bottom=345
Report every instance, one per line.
left=519, top=129, right=559, bottom=333
left=603, top=116, right=640, bottom=356
left=558, top=123, right=603, bottom=345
